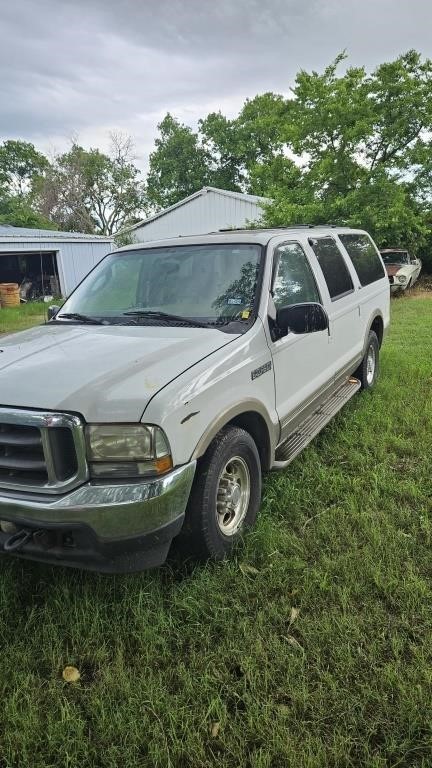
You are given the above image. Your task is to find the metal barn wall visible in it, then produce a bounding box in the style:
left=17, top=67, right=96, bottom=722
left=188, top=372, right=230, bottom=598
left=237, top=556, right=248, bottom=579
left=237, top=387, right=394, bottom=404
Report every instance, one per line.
left=0, top=239, right=112, bottom=296
left=56, top=241, right=112, bottom=295
left=132, top=190, right=265, bottom=243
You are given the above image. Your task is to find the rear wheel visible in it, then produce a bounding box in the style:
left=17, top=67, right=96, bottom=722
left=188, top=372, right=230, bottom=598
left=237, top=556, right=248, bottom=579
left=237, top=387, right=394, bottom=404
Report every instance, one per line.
left=177, top=426, right=262, bottom=561
left=355, top=330, right=379, bottom=390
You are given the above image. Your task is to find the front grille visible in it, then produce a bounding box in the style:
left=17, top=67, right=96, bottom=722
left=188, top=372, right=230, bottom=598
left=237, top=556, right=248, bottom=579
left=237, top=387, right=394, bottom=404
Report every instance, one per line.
left=0, top=423, right=47, bottom=486
left=0, top=409, right=87, bottom=494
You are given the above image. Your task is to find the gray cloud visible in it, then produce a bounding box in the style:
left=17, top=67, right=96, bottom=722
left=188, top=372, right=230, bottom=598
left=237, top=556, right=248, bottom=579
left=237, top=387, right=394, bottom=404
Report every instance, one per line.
left=1, top=0, right=432, bottom=170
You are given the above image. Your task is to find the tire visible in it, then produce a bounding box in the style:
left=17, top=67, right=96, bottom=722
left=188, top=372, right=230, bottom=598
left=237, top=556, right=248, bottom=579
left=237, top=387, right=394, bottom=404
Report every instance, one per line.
left=355, top=330, right=380, bottom=390
left=177, top=426, right=262, bottom=561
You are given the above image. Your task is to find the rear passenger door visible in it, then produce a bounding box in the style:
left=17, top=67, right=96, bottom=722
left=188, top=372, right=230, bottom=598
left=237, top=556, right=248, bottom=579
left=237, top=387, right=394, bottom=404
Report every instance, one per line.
left=336, top=232, right=389, bottom=346
left=308, top=236, right=364, bottom=376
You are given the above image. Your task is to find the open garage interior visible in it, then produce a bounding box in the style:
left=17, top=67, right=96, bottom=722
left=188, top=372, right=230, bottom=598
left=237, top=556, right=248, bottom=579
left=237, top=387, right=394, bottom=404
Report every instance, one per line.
left=0, top=251, right=61, bottom=301
left=0, top=226, right=113, bottom=299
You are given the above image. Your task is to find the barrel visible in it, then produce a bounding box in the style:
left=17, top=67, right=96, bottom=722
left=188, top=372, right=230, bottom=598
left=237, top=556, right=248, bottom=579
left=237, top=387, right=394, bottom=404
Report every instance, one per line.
left=0, top=283, right=20, bottom=307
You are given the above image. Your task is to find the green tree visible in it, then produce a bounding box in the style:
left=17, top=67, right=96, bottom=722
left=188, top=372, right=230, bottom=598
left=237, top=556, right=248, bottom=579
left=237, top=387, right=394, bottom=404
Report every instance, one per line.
left=146, top=114, right=210, bottom=209
left=407, top=142, right=432, bottom=270
left=248, top=155, right=301, bottom=199
left=0, top=139, right=53, bottom=229
left=199, top=94, right=291, bottom=195
left=262, top=51, right=432, bottom=257
left=39, top=134, right=145, bottom=235
left=142, top=50, right=432, bottom=265
left=0, top=140, right=49, bottom=197
left=0, top=196, right=57, bottom=229
left=285, top=51, right=432, bottom=185
left=199, top=112, right=244, bottom=191
left=146, top=95, right=293, bottom=206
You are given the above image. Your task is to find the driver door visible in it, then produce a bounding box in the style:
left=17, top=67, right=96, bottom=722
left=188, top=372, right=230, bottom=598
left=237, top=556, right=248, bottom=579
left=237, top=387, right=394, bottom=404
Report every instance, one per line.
left=268, top=241, right=334, bottom=430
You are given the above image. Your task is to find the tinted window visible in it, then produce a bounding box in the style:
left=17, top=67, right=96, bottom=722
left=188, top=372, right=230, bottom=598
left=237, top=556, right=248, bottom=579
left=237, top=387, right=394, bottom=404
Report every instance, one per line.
left=272, top=242, right=321, bottom=309
left=309, top=237, right=354, bottom=300
left=339, top=234, right=386, bottom=285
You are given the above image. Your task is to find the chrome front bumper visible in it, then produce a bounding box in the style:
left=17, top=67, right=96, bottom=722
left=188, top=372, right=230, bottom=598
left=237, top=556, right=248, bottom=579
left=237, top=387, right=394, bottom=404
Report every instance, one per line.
left=0, top=461, right=196, bottom=540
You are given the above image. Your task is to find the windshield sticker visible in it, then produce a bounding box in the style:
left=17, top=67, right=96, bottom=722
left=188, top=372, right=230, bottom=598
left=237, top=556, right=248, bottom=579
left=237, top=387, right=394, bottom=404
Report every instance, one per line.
left=227, top=297, right=243, bottom=305
left=241, top=309, right=251, bottom=319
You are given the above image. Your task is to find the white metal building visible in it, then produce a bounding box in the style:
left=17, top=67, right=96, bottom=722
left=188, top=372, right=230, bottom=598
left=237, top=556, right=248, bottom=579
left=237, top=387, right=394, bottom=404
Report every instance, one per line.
left=128, top=187, right=270, bottom=243
left=0, top=226, right=113, bottom=298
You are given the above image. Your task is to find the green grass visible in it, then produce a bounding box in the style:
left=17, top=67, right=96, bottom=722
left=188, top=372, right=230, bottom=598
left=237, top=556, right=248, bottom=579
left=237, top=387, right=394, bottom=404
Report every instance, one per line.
left=0, top=302, right=46, bottom=334
left=1, top=297, right=432, bottom=767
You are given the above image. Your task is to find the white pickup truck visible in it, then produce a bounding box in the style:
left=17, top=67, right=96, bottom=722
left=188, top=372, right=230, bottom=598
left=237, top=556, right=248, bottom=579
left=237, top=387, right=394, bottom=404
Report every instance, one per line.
left=0, top=227, right=389, bottom=572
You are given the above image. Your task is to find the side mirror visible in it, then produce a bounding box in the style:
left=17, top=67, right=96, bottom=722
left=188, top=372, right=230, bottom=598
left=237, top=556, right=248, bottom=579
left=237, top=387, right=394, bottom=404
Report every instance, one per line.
left=47, top=305, right=60, bottom=321
left=276, top=302, right=329, bottom=335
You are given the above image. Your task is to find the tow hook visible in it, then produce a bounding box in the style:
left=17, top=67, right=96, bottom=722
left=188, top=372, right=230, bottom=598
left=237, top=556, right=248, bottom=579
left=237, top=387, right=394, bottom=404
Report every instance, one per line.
left=3, top=529, right=34, bottom=552
left=2, top=528, right=57, bottom=552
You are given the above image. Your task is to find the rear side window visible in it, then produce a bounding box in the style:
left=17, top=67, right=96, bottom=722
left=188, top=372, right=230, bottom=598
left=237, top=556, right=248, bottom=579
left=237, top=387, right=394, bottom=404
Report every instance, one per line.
left=339, top=234, right=386, bottom=286
left=309, top=237, right=354, bottom=301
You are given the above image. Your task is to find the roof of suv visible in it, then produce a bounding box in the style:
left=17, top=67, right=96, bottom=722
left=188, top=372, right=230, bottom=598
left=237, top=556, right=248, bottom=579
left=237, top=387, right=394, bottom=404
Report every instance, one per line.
left=115, top=226, right=368, bottom=253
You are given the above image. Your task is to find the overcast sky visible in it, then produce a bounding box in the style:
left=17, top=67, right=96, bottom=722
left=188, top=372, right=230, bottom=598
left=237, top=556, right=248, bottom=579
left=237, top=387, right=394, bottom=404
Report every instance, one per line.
left=1, top=0, right=432, bottom=171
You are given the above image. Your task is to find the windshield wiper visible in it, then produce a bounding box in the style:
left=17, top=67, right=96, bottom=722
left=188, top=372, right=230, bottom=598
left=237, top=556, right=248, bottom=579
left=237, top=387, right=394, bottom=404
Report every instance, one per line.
left=122, top=310, right=208, bottom=328
left=209, top=316, right=252, bottom=327
left=56, top=312, right=104, bottom=325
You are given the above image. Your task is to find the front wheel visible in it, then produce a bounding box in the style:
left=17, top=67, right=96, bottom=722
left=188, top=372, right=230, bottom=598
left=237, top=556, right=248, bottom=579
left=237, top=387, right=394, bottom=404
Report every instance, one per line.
left=355, top=330, right=380, bottom=390
left=177, top=426, right=262, bottom=561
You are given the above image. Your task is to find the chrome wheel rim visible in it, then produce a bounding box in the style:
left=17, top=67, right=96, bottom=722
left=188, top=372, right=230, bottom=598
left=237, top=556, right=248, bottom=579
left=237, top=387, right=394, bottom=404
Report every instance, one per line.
left=366, top=344, right=376, bottom=385
left=216, top=456, right=250, bottom=536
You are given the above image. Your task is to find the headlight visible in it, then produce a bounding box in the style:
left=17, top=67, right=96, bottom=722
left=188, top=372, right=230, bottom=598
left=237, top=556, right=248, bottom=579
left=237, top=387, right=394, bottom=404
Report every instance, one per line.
left=86, top=424, right=172, bottom=479
left=398, top=275, right=407, bottom=283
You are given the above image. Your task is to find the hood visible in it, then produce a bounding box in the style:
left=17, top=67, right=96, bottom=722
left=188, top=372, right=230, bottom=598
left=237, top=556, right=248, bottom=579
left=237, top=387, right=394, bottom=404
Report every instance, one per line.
left=0, top=323, right=237, bottom=421
left=385, top=264, right=406, bottom=277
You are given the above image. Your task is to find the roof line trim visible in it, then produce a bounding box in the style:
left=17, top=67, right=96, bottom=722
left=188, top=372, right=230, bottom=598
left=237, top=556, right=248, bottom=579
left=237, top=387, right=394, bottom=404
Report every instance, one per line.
left=0, top=237, right=112, bottom=244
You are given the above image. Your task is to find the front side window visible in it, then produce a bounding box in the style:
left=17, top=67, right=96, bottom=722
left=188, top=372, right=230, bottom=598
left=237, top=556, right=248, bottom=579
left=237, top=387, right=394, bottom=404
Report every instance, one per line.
left=309, top=237, right=354, bottom=300
left=272, top=242, right=321, bottom=309
left=58, top=244, right=262, bottom=331
left=339, top=234, right=386, bottom=285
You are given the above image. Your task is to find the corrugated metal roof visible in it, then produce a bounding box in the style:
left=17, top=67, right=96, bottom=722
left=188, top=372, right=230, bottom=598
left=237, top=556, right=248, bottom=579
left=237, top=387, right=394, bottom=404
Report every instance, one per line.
left=204, top=187, right=270, bottom=204
left=125, top=187, right=271, bottom=233
left=0, top=225, right=112, bottom=242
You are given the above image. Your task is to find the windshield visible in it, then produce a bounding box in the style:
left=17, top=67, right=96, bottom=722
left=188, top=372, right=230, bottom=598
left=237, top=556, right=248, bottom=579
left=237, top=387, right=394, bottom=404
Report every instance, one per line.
left=58, top=244, right=262, bottom=330
left=381, top=251, right=409, bottom=265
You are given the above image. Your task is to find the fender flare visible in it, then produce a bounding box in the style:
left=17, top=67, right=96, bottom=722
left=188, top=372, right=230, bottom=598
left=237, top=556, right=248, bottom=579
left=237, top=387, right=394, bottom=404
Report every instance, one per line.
left=190, top=399, right=277, bottom=470
left=362, top=310, right=384, bottom=356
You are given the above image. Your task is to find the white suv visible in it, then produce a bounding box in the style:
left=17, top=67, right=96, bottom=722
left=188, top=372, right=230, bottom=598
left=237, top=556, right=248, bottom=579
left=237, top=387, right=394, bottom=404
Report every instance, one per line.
left=0, top=227, right=389, bottom=571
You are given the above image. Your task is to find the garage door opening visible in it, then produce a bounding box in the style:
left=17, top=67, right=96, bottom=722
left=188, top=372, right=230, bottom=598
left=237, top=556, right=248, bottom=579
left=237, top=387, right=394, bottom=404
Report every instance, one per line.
left=0, top=251, right=61, bottom=301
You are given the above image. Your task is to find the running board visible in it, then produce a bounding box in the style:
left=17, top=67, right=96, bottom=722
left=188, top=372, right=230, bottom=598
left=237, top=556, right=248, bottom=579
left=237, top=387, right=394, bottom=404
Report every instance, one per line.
left=273, top=378, right=361, bottom=469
